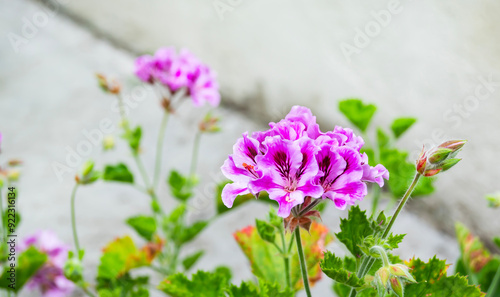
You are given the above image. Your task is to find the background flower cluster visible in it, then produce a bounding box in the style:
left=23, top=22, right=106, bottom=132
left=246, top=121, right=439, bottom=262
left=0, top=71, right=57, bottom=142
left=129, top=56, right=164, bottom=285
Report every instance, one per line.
left=135, top=47, right=220, bottom=107
left=221, top=106, right=389, bottom=217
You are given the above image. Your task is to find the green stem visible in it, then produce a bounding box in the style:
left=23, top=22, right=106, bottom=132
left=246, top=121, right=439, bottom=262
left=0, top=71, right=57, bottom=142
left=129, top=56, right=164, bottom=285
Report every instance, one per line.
left=189, top=132, right=202, bottom=180
left=295, top=228, right=312, bottom=297
left=288, top=232, right=295, bottom=252
left=349, top=173, right=422, bottom=297
left=299, top=198, right=321, bottom=216
left=486, top=264, right=500, bottom=297
left=280, top=227, right=292, bottom=289
left=70, top=184, right=81, bottom=253
left=370, top=246, right=390, bottom=268
left=153, top=112, right=169, bottom=189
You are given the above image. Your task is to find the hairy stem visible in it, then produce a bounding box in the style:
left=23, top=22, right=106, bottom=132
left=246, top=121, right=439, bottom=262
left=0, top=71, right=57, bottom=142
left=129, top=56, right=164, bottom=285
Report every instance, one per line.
left=70, top=184, right=81, bottom=253
left=280, top=227, right=292, bottom=289
left=153, top=112, right=169, bottom=189
left=370, top=246, right=390, bottom=268
left=189, top=132, right=202, bottom=180
left=295, top=228, right=312, bottom=297
left=370, top=185, right=381, bottom=217
left=349, top=173, right=422, bottom=297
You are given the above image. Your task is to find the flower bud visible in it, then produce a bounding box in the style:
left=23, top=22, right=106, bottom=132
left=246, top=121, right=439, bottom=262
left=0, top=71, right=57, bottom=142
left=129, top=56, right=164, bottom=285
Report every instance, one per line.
left=416, top=140, right=466, bottom=177
left=486, top=192, right=500, bottom=209
left=375, top=266, right=390, bottom=287
left=428, top=148, right=453, bottom=164
left=81, top=160, right=94, bottom=177
left=7, top=170, right=20, bottom=181
left=389, top=264, right=416, bottom=283
left=390, top=277, right=404, bottom=297
left=199, top=113, right=221, bottom=133
left=103, top=136, right=115, bottom=151
left=64, top=256, right=84, bottom=283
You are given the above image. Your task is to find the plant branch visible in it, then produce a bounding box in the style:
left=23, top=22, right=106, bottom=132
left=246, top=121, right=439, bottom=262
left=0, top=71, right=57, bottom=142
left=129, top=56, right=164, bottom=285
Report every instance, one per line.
left=295, top=227, right=312, bottom=297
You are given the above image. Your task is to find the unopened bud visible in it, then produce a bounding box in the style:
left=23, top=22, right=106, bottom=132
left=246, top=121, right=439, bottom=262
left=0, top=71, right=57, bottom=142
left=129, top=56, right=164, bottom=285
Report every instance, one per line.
left=96, top=73, right=121, bottom=94
left=428, top=148, right=453, bottom=164
left=199, top=113, right=221, bottom=133
left=486, top=192, right=500, bottom=208
left=7, top=170, right=20, bottom=181
left=375, top=266, right=390, bottom=287
left=390, top=277, right=404, bottom=297
left=438, top=140, right=466, bottom=152
left=440, top=158, right=461, bottom=172
left=389, top=264, right=416, bottom=283
left=416, top=140, right=466, bottom=177
left=81, top=160, right=95, bottom=177
left=103, top=136, right=115, bottom=151
left=8, top=159, right=22, bottom=167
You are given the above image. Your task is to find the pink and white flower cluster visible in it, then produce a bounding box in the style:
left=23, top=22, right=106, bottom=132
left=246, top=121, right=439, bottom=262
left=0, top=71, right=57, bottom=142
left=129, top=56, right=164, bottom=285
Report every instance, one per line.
left=134, top=47, right=220, bottom=107
left=221, top=106, right=389, bottom=217
left=19, top=230, right=74, bottom=297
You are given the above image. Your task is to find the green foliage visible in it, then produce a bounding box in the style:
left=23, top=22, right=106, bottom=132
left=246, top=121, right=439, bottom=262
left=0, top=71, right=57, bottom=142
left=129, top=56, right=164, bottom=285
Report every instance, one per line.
left=391, top=118, right=417, bottom=139
left=158, top=270, right=230, bottom=297
left=255, top=219, right=276, bottom=244
left=97, top=236, right=159, bottom=280
left=234, top=221, right=333, bottom=290
left=320, top=252, right=365, bottom=288
left=182, top=251, right=204, bottom=271
left=339, top=99, right=377, bottom=132
left=103, top=163, right=134, bottom=183
left=455, top=223, right=500, bottom=295
left=336, top=206, right=373, bottom=258
left=494, top=237, right=500, bottom=249
left=126, top=215, right=156, bottom=241
left=168, top=170, right=194, bottom=201
left=97, top=274, right=150, bottom=297
left=0, top=246, right=47, bottom=291
left=177, top=221, right=208, bottom=244
left=124, top=126, right=142, bottom=153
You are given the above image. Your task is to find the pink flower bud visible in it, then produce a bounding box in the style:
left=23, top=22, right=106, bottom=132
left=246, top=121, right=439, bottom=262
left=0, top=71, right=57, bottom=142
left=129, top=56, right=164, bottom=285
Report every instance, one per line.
left=390, top=277, right=404, bottom=297
left=415, top=140, right=466, bottom=177
left=389, top=264, right=416, bottom=283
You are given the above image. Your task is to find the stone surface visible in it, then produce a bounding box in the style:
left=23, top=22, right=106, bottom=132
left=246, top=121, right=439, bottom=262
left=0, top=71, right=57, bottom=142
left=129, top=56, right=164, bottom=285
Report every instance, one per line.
left=28, top=0, right=500, bottom=244
left=0, top=0, right=483, bottom=296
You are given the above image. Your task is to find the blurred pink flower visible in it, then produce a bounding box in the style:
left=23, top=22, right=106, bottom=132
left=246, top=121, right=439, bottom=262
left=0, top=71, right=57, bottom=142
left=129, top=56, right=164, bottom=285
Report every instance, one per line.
left=19, top=230, right=74, bottom=297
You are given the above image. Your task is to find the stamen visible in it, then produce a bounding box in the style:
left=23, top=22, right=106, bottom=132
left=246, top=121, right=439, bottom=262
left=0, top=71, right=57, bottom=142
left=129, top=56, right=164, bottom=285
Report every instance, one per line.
left=242, top=163, right=254, bottom=171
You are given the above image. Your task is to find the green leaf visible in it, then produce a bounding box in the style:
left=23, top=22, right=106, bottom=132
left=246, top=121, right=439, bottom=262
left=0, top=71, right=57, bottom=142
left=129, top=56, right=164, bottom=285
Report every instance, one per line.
left=234, top=221, right=333, bottom=291
left=376, top=128, right=390, bottom=149
left=336, top=206, right=373, bottom=258
left=386, top=233, right=405, bottom=250
left=320, top=252, right=364, bottom=287
left=406, top=256, right=448, bottom=283
left=405, top=275, right=483, bottom=297
left=178, top=221, right=208, bottom=244
left=227, top=281, right=260, bottom=297
left=258, top=281, right=294, bottom=297
left=338, top=99, right=377, bottom=132
left=97, top=236, right=159, bottom=279
left=182, top=251, right=204, bottom=271
left=255, top=219, right=276, bottom=244
left=102, top=163, right=134, bottom=183
left=158, top=270, right=229, bottom=297
left=494, top=237, right=500, bottom=249
left=124, top=126, right=142, bottom=153
left=168, top=170, right=193, bottom=201
left=391, top=117, right=417, bottom=138
left=0, top=246, right=47, bottom=291
left=126, top=215, right=156, bottom=241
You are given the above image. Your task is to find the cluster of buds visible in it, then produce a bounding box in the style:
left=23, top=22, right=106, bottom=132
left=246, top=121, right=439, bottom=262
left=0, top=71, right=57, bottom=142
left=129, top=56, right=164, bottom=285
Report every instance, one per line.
left=369, top=245, right=415, bottom=297
left=96, top=73, right=121, bottom=94
left=486, top=192, right=500, bottom=209
left=416, top=140, right=466, bottom=177
left=199, top=112, right=221, bottom=133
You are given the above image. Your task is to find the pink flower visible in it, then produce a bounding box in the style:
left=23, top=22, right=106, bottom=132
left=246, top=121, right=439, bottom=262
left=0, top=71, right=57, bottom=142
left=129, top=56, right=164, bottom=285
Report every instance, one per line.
left=220, top=105, right=389, bottom=217
left=134, top=55, right=155, bottom=83
left=221, top=133, right=262, bottom=207
left=249, top=136, right=323, bottom=217
left=19, top=231, right=74, bottom=297
left=134, top=47, right=220, bottom=107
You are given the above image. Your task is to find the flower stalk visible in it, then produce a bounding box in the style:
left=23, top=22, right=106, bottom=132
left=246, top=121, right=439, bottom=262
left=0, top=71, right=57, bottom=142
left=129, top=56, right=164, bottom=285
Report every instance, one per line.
left=70, top=184, right=81, bottom=253
left=295, top=227, right=312, bottom=297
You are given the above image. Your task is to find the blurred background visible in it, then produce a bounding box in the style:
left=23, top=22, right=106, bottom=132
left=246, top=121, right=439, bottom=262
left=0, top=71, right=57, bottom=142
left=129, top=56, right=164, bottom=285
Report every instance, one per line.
left=1, top=0, right=500, bottom=295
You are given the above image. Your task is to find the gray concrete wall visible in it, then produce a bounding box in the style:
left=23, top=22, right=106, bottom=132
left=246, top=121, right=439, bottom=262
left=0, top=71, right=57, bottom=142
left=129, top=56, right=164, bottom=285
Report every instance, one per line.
left=1, top=0, right=499, bottom=296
